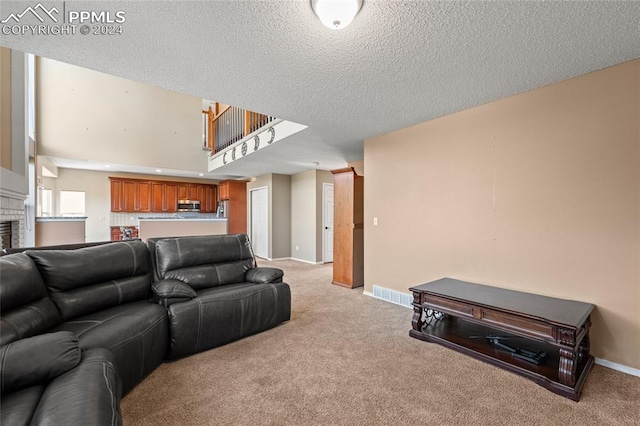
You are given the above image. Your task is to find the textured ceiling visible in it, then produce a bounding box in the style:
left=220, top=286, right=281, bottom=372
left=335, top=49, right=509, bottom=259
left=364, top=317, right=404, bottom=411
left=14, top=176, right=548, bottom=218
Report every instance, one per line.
left=2, top=0, right=640, bottom=178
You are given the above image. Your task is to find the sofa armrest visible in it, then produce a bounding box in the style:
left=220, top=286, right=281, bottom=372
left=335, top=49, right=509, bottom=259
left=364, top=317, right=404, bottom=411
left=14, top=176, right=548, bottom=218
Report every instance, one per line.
left=31, top=348, right=122, bottom=426
left=0, top=331, right=81, bottom=394
left=245, top=267, right=284, bottom=284
left=152, top=279, right=197, bottom=307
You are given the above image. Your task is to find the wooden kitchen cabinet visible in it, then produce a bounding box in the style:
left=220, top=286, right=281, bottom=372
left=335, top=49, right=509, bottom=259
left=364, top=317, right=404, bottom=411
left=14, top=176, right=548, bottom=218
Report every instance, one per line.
left=218, top=182, right=230, bottom=201
left=197, top=185, right=207, bottom=211
left=110, top=179, right=123, bottom=212
left=120, top=180, right=151, bottom=212
left=205, top=185, right=217, bottom=213
left=178, top=184, right=189, bottom=200
left=138, top=181, right=151, bottom=212
left=165, top=184, right=178, bottom=212
left=219, top=180, right=247, bottom=234
left=122, top=181, right=138, bottom=212
left=151, top=183, right=165, bottom=212
left=110, top=177, right=217, bottom=213
left=178, top=183, right=199, bottom=201
left=331, top=167, right=364, bottom=289
left=189, top=185, right=199, bottom=200
left=151, top=182, right=179, bottom=212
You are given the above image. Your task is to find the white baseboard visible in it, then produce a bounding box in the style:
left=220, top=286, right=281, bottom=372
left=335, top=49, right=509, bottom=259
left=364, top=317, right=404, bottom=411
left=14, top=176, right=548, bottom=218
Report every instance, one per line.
left=595, top=358, right=640, bottom=377
left=257, top=257, right=291, bottom=262
left=290, top=257, right=323, bottom=265
left=366, top=286, right=640, bottom=378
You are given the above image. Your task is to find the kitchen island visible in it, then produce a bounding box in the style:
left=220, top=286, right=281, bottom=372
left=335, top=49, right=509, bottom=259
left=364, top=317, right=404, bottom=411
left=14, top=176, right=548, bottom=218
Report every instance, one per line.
left=36, top=217, right=86, bottom=246
left=138, top=218, right=228, bottom=242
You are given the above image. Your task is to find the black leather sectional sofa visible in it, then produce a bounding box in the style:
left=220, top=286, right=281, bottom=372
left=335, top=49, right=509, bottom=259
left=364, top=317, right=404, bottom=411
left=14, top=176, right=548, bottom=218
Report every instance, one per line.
left=0, top=234, right=291, bottom=425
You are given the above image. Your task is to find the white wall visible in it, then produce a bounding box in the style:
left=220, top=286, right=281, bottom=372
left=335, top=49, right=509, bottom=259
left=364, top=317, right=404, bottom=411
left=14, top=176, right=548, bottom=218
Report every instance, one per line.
left=53, top=169, right=112, bottom=242
left=36, top=57, right=205, bottom=172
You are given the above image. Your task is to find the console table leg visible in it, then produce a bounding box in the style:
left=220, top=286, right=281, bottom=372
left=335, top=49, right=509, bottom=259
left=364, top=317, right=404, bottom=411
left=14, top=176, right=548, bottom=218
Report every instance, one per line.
left=412, top=305, right=423, bottom=331
left=578, top=335, right=590, bottom=365
left=411, top=293, right=423, bottom=331
left=559, top=348, right=577, bottom=387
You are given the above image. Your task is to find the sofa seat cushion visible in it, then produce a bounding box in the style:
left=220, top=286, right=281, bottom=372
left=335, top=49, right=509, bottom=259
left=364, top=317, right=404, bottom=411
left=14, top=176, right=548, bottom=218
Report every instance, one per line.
left=167, top=282, right=291, bottom=359
left=53, top=301, right=168, bottom=395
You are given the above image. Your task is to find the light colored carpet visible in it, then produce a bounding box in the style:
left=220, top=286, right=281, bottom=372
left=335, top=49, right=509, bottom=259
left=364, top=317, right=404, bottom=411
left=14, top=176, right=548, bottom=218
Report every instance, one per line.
left=122, top=260, right=639, bottom=425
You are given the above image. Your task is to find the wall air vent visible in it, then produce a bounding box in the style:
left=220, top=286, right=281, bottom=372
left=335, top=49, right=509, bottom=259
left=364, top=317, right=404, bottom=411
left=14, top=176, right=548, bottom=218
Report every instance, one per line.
left=372, top=285, right=412, bottom=308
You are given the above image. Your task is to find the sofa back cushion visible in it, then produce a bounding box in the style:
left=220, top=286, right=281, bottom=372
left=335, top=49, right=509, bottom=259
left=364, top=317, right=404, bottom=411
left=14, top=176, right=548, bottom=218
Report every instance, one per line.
left=26, top=240, right=153, bottom=321
left=0, top=253, right=61, bottom=345
left=152, top=234, right=256, bottom=290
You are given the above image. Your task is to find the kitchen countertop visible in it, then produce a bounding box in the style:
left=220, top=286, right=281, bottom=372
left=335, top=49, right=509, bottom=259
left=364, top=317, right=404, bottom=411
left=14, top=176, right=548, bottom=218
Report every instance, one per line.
left=36, top=217, right=87, bottom=222
left=137, top=217, right=227, bottom=221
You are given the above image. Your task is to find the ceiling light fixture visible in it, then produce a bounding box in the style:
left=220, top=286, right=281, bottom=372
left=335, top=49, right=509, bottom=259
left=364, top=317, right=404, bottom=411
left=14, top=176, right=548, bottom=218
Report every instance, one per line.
left=311, top=0, right=363, bottom=29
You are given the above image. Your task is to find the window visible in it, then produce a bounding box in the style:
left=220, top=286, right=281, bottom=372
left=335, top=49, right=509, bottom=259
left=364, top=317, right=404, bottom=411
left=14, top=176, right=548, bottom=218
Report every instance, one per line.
left=38, top=187, right=53, bottom=217
left=60, top=190, right=85, bottom=217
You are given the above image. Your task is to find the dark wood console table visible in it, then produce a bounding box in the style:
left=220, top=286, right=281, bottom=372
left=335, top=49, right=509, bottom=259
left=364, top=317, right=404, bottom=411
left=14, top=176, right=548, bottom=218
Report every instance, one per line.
left=409, top=278, right=595, bottom=401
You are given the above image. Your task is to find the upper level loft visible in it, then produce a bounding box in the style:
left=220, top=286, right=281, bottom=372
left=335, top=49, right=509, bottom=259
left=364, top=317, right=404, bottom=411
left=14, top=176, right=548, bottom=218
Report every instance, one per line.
left=202, top=101, right=306, bottom=173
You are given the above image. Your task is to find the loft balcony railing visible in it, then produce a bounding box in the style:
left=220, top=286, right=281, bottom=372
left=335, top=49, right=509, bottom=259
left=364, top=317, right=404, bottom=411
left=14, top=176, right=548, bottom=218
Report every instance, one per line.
left=202, top=103, right=275, bottom=154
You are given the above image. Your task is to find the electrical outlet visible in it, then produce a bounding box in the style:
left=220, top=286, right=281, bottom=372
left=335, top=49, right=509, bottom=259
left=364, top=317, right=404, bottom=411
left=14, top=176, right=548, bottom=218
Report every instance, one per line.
left=373, top=217, right=378, bottom=226
left=296, top=245, right=299, bottom=251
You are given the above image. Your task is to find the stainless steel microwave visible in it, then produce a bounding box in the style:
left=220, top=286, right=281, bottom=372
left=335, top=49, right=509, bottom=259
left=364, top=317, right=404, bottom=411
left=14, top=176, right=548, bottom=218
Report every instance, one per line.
left=177, top=199, right=200, bottom=212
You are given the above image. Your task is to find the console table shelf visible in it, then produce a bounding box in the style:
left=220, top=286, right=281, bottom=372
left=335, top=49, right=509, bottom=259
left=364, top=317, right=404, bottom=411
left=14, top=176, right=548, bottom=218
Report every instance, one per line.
left=409, top=278, right=595, bottom=401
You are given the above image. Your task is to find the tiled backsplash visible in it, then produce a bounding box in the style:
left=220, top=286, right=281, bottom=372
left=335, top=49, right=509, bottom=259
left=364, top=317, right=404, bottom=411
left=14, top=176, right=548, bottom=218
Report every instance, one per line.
left=110, top=212, right=222, bottom=227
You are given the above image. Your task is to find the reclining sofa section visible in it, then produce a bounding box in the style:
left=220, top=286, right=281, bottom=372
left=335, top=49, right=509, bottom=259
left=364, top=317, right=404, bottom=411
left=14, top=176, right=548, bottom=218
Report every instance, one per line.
left=148, top=234, right=291, bottom=359
left=24, top=240, right=169, bottom=395
left=1, top=233, right=292, bottom=424
left=0, top=331, right=121, bottom=426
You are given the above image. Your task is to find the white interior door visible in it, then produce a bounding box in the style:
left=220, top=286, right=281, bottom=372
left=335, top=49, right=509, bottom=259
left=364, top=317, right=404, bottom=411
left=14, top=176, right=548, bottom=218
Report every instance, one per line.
left=250, top=187, right=269, bottom=259
left=323, top=183, right=334, bottom=263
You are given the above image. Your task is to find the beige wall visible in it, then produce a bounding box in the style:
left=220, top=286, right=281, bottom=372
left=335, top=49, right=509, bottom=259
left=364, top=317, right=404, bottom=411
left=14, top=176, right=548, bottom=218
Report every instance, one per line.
left=288, top=170, right=335, bottom=263
left=1, top=47, right=11, bottom=170
left=364, top=59, right=640, bottom=369
left=272, top=174, right=291, bottom=259
left=36, top=58, right=205, bottom=172
left=291, top=170, right=317, bottom=262
left=348, top=161, right=364, bottom=176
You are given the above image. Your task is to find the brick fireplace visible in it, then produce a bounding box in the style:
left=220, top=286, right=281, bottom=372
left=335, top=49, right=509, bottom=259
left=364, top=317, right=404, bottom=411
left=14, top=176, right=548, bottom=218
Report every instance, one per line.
left=0, top=195, right=26, bottom=249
